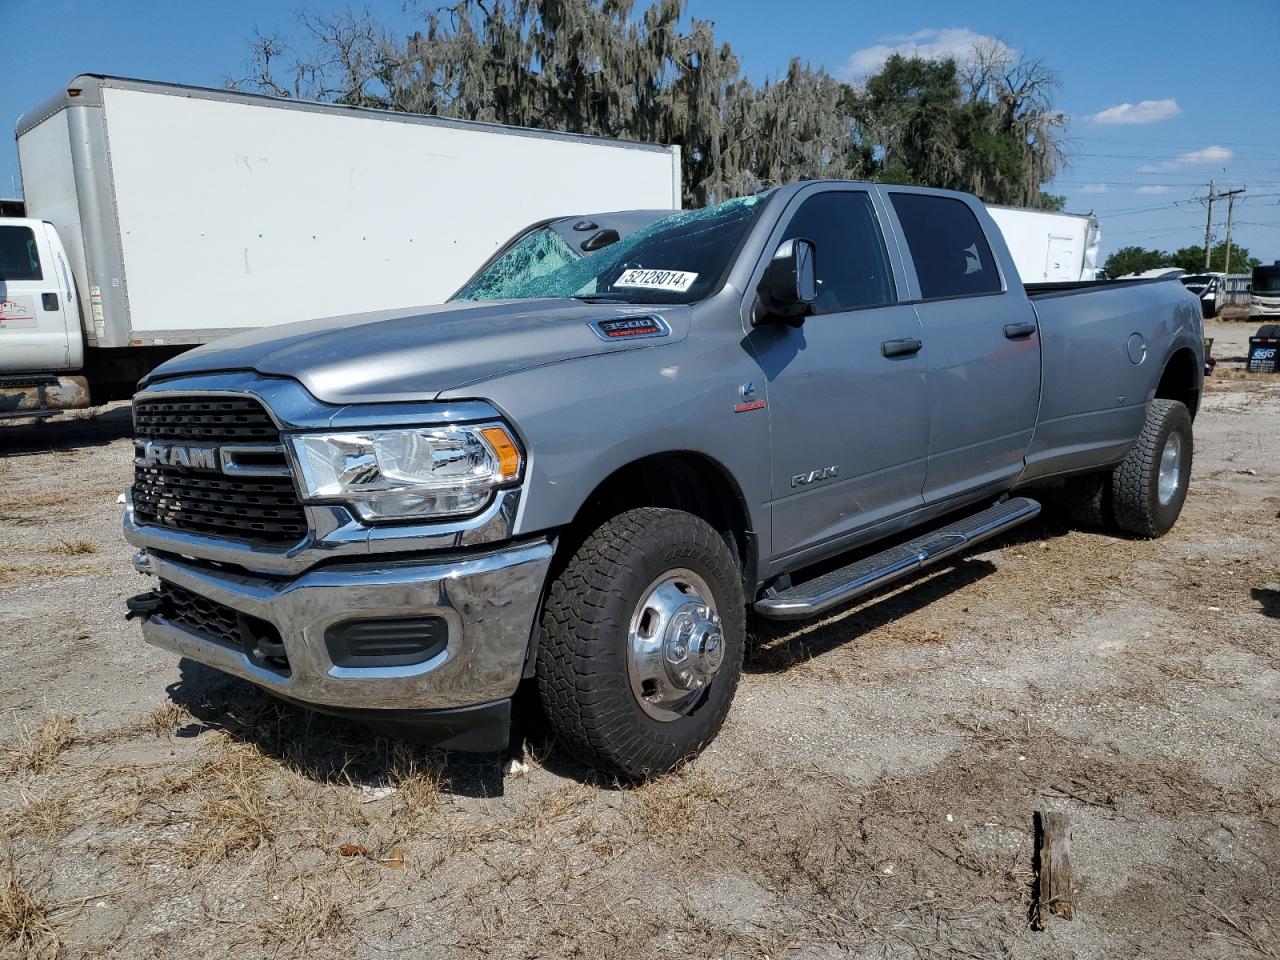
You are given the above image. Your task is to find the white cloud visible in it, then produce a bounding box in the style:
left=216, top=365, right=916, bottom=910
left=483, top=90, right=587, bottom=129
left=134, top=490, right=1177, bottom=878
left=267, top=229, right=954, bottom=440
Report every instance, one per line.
left=1080, top=183, right=1109, bottom=193
left=1136, top=185, right=1171, bottom=194
left=1174, top=145, right=1232, bottom=165
left=1090, top=98, right=1180, bottom=125
left=1138, top=145, right=1234, bottom=173
left=838, top=28, right=1012, bottom=80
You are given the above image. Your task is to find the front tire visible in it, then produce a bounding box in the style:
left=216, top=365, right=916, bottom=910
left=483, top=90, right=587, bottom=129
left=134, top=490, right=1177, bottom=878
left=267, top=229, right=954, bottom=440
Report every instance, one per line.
left=536, top=507, right=745, bottom=780
left=1111, top=399, right=1193, bottom=537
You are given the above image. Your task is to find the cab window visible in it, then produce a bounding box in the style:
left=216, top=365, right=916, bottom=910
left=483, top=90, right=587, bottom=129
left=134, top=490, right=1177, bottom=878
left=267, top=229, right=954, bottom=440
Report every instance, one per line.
left=890, top=193, right=1002, bottom=299
left=0, top=226, right=43, bottom=281
left=779, top=192, right=894, bottom=314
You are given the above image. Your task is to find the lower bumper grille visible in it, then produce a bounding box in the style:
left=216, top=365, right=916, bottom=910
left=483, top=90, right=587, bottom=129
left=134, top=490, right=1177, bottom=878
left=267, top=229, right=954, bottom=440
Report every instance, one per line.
left=159, top=580, right=290, bottom=676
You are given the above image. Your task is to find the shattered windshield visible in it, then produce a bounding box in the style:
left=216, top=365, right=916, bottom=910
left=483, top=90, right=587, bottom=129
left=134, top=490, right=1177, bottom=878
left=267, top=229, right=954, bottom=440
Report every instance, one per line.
left=453, top=195, right=769, bottom=305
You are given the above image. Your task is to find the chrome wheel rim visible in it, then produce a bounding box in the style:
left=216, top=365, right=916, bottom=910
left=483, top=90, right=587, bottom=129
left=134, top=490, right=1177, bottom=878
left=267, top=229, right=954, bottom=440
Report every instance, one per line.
left=1157, top=432, right=1184, bottom=506
left=627, top=569, right=723, bottom=722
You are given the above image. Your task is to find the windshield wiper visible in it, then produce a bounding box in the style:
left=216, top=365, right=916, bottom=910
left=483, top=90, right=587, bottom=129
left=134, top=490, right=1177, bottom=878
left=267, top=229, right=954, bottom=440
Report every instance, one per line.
left=572, top=295, right=628, bottom=304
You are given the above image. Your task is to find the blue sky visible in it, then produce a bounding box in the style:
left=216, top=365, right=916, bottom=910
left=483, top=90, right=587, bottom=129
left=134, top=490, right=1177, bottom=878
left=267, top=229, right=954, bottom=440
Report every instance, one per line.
left=4, top=0, right=1278, bottom=265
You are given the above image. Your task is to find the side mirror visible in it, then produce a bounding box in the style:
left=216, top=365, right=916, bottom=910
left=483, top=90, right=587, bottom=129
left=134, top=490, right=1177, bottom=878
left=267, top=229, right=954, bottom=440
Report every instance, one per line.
left=755, top=238, right=816, bottom=326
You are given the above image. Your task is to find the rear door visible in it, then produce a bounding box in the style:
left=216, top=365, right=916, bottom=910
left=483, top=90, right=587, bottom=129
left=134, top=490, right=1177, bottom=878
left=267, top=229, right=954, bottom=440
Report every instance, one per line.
left=750, top=186, right=930, bottom=562
left=0, top=221, right=77, bottom=373
left=1045, top=234, right=1077, bottom=281
left=884, top=191, right=1041, bottom=504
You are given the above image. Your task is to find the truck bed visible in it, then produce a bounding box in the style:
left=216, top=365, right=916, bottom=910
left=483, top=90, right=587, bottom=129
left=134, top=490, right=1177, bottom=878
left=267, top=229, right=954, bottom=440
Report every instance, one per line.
left=1025, top=276, right=1175, bottom=298
left=1022, top=274, right=1202, bottom=481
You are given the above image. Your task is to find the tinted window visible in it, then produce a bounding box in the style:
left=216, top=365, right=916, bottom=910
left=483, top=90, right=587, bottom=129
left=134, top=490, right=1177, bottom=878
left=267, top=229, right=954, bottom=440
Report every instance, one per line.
left=780, top=192, right=894, bottom=313
left=890, top=194, right=1001, bottom=299
left=0, top=226, right=42, bottom=281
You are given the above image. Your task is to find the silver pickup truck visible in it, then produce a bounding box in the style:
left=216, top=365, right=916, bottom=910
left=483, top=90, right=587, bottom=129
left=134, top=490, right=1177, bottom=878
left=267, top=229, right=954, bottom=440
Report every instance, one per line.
left=124, top=182, right=1203, bottom=778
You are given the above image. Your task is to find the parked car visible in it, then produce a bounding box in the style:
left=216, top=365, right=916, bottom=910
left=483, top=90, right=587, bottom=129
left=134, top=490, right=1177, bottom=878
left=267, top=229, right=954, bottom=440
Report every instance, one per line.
left=124, top=182, right=1204, bottom=779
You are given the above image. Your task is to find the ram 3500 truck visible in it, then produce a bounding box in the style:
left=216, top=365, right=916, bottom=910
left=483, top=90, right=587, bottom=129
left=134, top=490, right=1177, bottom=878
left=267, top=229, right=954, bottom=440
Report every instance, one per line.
left=125, top=182, right=1204, bottom=779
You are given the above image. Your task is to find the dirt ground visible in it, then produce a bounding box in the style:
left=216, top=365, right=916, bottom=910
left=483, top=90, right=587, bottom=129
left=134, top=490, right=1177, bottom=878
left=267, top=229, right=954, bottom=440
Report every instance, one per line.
left=1, top=320, right=1277, bottom=960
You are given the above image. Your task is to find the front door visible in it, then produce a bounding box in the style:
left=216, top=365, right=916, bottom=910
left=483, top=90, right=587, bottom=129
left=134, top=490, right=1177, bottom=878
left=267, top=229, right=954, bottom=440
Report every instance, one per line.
left=0, top=221, right=77, bottom=374
left=749, top=187, right=930, bottom=562
left=885, top=192, right=1041, bottom=503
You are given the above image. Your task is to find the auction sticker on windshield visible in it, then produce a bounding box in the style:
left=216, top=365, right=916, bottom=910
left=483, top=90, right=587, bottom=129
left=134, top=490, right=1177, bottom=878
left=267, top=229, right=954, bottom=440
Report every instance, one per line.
left=614, top=269, right=698, bottom=293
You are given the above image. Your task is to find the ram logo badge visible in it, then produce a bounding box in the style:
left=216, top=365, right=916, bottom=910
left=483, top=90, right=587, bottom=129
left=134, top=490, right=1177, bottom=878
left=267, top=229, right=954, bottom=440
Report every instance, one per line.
left=136, top=441, right=220, bottom=471
left=791, top=465, right=838, bottom=488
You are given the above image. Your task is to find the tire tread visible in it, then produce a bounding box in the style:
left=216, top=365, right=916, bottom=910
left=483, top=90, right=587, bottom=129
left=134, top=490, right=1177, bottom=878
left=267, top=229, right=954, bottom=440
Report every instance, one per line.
left=537, top=507, right=744, bottom=779
left=1111, top=398, right=1191, bottom=537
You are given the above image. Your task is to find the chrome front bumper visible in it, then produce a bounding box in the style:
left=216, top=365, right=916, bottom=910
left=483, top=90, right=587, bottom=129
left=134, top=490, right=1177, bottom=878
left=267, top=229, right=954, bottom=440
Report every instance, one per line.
left=132, top=538, right=554, bottom=712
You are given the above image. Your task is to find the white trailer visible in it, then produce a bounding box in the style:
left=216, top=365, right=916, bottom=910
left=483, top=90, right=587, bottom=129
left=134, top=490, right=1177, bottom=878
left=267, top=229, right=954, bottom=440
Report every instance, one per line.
left=2, top=74, right=682, bottom=416
left=985, top=205, right=1101, bottom=283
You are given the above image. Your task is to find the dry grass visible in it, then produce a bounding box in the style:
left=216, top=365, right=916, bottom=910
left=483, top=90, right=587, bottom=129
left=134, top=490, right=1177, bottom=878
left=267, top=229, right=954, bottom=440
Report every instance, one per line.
left=386, top=744, right=445, bottom=821
left=0, top=560, right=97, bottom=587
left=180, top=743, right=280, bottom=865
left=0, top=792, right=73, bottom=842
left=142, top=702, right=193, bottom=738
left=0, top=492, right=72, bottom=512
left=0, top=855, right=58, bottom=959
left=47, top=538, right=96, bottom=556
left=251, top=875, right=354, bottom=952
left=1, top=714, right=79, bottom=777
left=1213, top=367, right=1276, bottom=383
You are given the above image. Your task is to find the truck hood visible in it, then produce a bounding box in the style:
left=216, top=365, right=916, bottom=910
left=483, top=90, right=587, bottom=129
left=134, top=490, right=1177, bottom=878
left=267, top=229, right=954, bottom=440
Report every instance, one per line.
left=146, top=299, right=690, bottom=404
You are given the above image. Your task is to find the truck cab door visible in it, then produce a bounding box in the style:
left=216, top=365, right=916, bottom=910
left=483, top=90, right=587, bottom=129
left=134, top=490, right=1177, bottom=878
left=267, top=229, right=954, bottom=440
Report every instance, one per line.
left=0, top=220, right=79, bottom=374
left=747, top=186, right=930, bottom=565
left=883, top=192, right=1041, bottom=504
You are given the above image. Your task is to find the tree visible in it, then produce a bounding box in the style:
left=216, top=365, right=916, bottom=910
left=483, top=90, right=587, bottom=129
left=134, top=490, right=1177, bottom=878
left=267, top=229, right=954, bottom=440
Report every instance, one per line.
left=1167, top=242, right=1261, bottom=276
left=234, top=4, right=1069, bottom=210
left=1103, top=246, right=1172, bottom=278
left=232, top=1, right=854, bottom=207
left=842, top=49, right=1065, bottom=207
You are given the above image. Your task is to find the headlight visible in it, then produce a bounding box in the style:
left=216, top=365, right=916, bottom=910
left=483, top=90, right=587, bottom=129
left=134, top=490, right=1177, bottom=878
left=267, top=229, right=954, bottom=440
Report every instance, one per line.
left=289, top=424, right=522, bottom=521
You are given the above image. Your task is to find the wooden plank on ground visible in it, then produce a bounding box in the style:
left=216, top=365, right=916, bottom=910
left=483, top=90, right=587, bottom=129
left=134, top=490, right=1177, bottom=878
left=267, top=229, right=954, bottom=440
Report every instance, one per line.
left=1032, top=809, right=1074, bottom=930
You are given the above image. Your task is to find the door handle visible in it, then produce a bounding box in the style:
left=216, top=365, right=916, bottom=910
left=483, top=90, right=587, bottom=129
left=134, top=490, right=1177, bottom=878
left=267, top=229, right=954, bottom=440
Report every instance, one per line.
left=881, top=337, right=923, bottom=358
left=1003, top=321, right=1037, bottom=339
left=42, top=293, right=59, bottom=311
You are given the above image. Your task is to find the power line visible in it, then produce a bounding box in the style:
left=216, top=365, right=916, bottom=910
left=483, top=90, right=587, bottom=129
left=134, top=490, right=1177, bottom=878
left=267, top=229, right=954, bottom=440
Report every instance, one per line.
left=1069, top=134, right=1280, bottom=148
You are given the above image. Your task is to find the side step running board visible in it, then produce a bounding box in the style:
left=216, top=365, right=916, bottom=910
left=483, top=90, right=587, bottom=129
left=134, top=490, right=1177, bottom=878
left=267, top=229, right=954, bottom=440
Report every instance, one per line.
left=754, top=496, right=1041, bottom=620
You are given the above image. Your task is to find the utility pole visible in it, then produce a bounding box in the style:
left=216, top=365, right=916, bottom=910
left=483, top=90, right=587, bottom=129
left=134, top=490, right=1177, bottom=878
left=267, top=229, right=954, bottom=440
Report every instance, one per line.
left=1203, top=180, right=1216, bottom=270
left=1219, top=188, right=1245, bottom=274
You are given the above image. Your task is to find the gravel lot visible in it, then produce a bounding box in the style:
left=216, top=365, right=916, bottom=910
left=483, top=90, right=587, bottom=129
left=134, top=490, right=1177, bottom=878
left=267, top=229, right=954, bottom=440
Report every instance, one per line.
left=1, top=319, right=1277, bottom=959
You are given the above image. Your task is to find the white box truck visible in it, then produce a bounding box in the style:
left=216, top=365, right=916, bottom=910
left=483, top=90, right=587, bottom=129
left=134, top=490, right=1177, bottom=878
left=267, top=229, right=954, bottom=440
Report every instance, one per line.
left=1, top=75, right=682, bottom=418
left=985, top=205, right=1101, bottom=283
